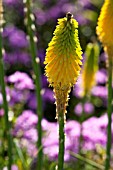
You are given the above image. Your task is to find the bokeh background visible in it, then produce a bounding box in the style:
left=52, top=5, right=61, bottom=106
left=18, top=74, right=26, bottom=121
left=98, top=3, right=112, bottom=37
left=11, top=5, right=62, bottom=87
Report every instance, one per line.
left=1, top=0, right=113, bottom=169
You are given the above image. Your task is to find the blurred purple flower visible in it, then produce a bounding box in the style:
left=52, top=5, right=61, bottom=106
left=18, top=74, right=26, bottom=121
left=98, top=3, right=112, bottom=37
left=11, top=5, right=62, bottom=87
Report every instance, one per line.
left=3, top=25, right=28, bottom=48
left=42, top=119, right=57, bottom=131
left=74, top=103, right=83, bottom=116
left=3, top=0, right=21, bottom=6
left=44, top=144, right=59, bottom=160
left=11, top=165, right=18, bottom=170
left=8, top=88, right=29, bottom=106
left=8, top=71, right=34, bottom=90
left=0, top=93, right=3, bottom=105
left=82, top=115, right=108, bottom=150
left=41, top=0, right=51, bottom=5
left=23, top=129, right=37, bottom=143
left=35, top=10, right=47, bottom=25
left=4, top=52, right=31, bottom=66
left=48, top=6, right=61, bottom=18
left=3, top=25, right=15, bottom=37
left=42, top=120, right=58, bottom=147
left=84, top=102, right=94, bottom=114
left=41, top=75, right=48, bottom=88
left=9, top=30, right=28, bottom=48
left=79, top=0, right=91, bottom=8
left=76, top=14, right=88, bottom=25
left=92, top=86, right=107, bottom=98
left=99, top=52, right=107, bottom=62
left=74, top=0, right=92, bottom=25
left=38, top=49, right=45, bottom=66
left=65, top=120, right=80, bottom=136
left=61, top=3, right=75, bottom=14
left=72, top=77, right=83, bottom=98
left=27, top=92, right=37, bottom=110
left=98, top=114, right=108, bottom=131
left=14, top=110, right=38, bottom=136
left=74, top=102, right=94, bottom=116
left=43, top=120, right=80, bottom=161
left=43, top=130, right=58, bottom=147
left=0, top=109, right=4, bottom=117
left=35, top=3, right=62, bottom=25
left=41, top=88, right=55, bottom=103
left=20, top=138, right=37, bottom=157
left=13, top=112, right=112, bottom=161
left=35, top=0, right=79, bottom=25
left=13, top=110, right=38, bottom=157
left=27, top=88, right=54, bottom=110
left=96, top=69, right=107, bottom=84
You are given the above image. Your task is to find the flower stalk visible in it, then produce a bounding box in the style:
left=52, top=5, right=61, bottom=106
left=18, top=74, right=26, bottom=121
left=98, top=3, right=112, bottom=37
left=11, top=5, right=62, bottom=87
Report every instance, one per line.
left=44, top=12, right=82, bottom=170
left=23, top=0, right=43, bottom=169
left=55, top=87, right=70, bottom=170
left=58, top=111, right=65, bottom=170
left=96, top=0, right=113, bottom=169
left=0, top=1, right=12, bottom=169
left=105, top=47, right=113, bottom=170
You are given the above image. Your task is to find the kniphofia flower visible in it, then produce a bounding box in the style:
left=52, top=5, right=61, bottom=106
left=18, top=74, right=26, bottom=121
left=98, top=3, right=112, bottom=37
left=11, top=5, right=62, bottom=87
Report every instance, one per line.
left=44, top=13, right=82, bottom=117
left=96, top=1, right=113, bottom=169
left=82, top=43, right=99, bottom=96
left=96, top=0, right=113, bottom=49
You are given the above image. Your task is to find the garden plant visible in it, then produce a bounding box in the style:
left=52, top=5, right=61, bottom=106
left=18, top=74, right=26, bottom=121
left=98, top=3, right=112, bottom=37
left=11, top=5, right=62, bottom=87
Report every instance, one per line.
left=0, top=0, right=113, bottom=170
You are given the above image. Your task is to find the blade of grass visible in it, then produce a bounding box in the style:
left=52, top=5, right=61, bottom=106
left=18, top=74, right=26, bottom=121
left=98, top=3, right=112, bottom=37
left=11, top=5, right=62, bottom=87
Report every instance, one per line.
left=69, top=151, right=105, bottom=170
left=23, top=0, right=43, bottom=169
left=14, top=139, right=27, bottom=170
left=49, top=162, right=57, bottom=170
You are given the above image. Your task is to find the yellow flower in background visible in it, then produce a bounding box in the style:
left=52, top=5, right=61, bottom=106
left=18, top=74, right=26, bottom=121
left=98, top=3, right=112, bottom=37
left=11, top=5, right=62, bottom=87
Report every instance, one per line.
left=97, top=1, right=113, bottom=169
left=82, top=43, right=99, bottom=96
left=96, top=0, right=113, bottom=47
left=44, top=13, right=82, bottom=89
left=44, top=13, right=82, bottom=117
left=96, top=0, right=113, bottom=88
left=0, top=0, right=4, bottom=30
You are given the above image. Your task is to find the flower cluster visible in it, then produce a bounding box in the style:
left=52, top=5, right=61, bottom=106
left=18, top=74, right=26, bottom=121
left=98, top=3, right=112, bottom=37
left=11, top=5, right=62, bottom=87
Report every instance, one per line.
left=13, top=111, right=112, bottom=161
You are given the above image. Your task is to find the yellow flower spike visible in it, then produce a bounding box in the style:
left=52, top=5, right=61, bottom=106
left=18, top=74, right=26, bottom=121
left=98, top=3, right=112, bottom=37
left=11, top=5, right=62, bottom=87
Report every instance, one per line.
left=82, top=43, right=99, bottom=96
left=44, top=12, right=82, bottom=118
left=96, top=0, right=113, bottom=48
left=44, top=12, right=82, bottom=89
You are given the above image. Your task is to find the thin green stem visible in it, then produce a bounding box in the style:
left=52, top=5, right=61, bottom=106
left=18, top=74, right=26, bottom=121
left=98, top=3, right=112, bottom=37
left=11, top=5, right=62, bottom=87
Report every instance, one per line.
left=24, top=1, right=43, bottom=169
left=0, top=26, right=12, bottom=170
left=58, top=113, right=65, bottom=170
left=105, top=50, right=113, bottom=170
left=70, top=151, right=105, bottom=170
left=79, top=96, right=86, bottom=153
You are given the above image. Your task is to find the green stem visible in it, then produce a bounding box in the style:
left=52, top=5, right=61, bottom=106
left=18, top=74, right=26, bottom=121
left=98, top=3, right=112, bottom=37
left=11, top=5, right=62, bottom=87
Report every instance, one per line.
left=79, top=96, right=86, bottom=153
left=0, top=28, right=12, bottom=169
left=58, top=113, right=65, bottom=170
left=25, top=1, right=43, bottom=169
left=105, top=51, right=113, bottom=170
